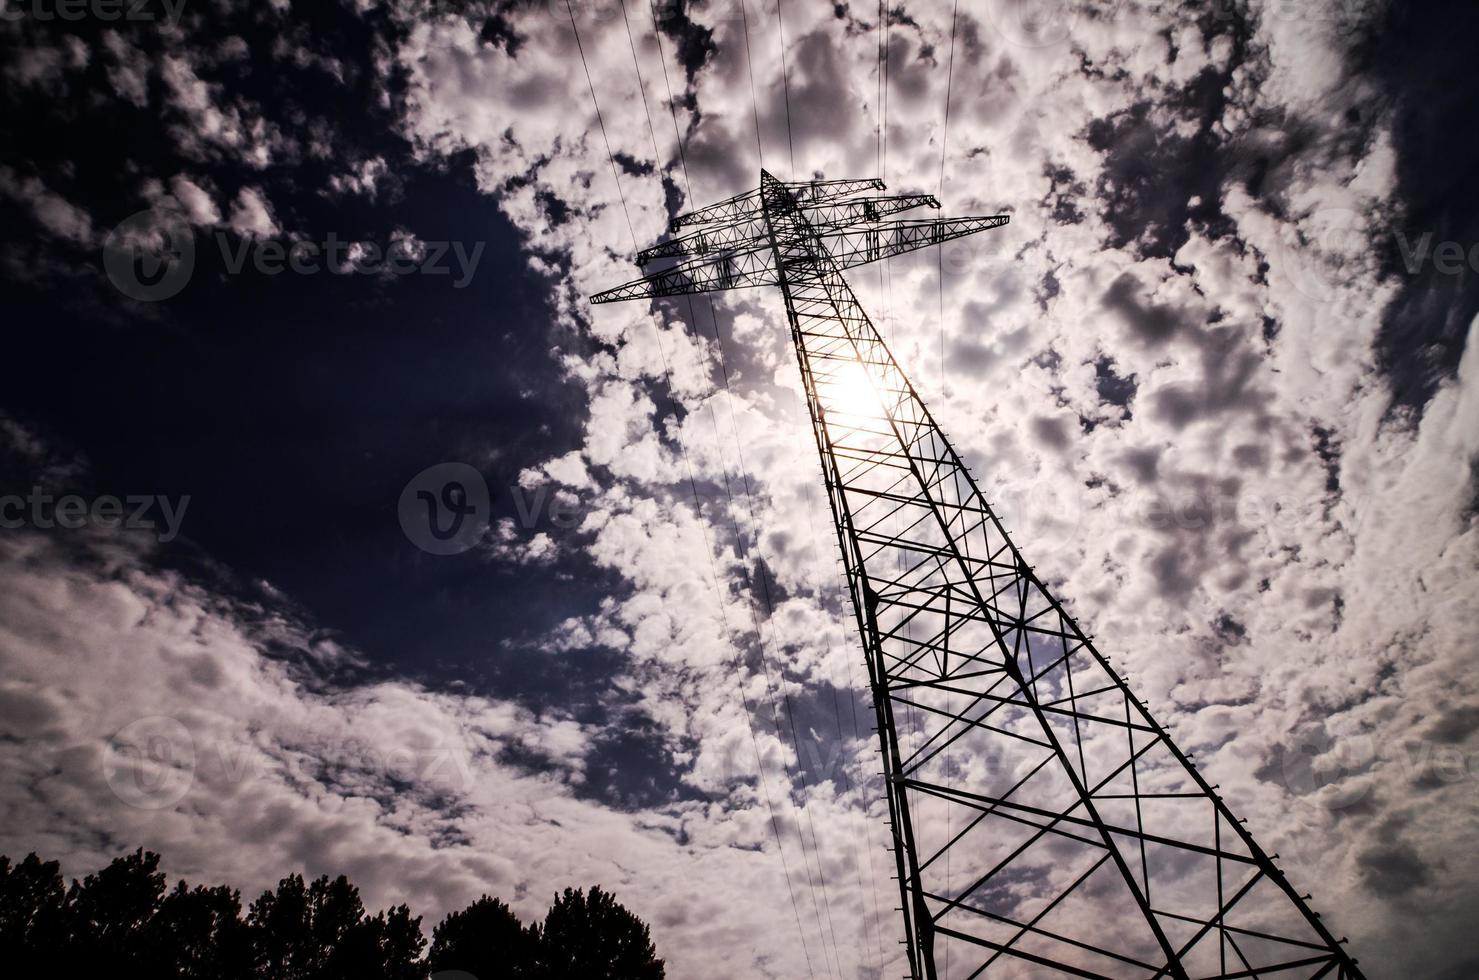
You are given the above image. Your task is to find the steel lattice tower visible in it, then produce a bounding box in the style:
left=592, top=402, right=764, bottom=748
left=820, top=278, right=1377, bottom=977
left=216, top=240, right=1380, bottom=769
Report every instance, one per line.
left=592, top=172, right=1363, bottom=979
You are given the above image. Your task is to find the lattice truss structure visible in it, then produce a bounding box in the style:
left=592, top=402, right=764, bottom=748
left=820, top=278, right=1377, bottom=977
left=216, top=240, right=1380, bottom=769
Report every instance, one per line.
left=593, top=172, right=1363, bottom=979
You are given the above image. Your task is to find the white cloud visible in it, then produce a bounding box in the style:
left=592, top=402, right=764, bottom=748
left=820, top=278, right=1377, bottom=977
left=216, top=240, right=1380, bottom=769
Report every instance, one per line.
left=169, top=175, right=222, bottom=226
left=0, top=166, right=94, bottom=245
left=101, top=30, right=150, bottom=108
left=0, top=526, right=816, bottom=979
left=227, top=185, right=278, bottom=238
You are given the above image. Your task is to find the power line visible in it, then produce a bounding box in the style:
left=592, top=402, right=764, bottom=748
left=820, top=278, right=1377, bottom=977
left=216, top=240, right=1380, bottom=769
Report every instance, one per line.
left=564, top=0, right=635, bottom=254
left=937, top=0, right=959, bottom=199
left=776, top=0, right=797, bottom=176
left=567, top=6, right=819, bottom=975
left=798, top=474, right=888, bottom=971
left=645, top=0, right=692, bottom=193
left=738, top=0, right=766, bottom=170
left=567, top=0, right=638, bottom=250
left=928, top=97, right=958, bottom=980
left=636, top=15, right=841, bottom=972
left=875, top=1, right=887, bottom=184
left=637, top=9, right=861, bottom=974
left=935, top=17, right=960, bottom=973
left=604, top=8, right=894, bottom=973
left=620, top=0, right=663, bottom=168
left=875, top=0, right=885, bottom=178
left=938, top=0, right=959, bottom=399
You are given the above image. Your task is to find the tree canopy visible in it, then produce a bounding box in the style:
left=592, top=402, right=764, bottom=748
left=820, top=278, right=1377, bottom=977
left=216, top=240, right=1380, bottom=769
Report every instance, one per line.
left=0, top=849, right=664, bottom=980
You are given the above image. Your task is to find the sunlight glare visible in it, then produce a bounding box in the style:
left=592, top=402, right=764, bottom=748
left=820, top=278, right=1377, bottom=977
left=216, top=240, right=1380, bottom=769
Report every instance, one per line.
left=825, top=359, right=883, bottom=423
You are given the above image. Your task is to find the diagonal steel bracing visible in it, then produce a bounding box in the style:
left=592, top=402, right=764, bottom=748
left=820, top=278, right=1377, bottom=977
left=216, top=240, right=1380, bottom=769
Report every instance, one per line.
left=592, top=171, right=1364, bottom=979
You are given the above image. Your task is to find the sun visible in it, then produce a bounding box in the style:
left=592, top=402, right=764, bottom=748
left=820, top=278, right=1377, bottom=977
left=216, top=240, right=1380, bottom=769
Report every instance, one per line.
left=822, top=359, right=884, bottom=424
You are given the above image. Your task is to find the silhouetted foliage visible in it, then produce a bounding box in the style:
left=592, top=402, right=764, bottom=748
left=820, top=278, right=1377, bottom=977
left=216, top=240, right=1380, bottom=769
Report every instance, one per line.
left=152, top=880, right=256, bottom=980
left=0, top=849, right=664, bottom=980
left=0, top=852, right=68, bottom=975
left=537, top=886, right=665, bottom=980
left=428, top=896, right=539, bottom=979
left=248, top=872, right=425, bottom=980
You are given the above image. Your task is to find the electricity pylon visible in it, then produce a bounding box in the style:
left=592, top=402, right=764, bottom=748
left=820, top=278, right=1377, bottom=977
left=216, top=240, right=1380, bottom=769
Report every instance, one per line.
left=592, top=172, right=1363, bottom=979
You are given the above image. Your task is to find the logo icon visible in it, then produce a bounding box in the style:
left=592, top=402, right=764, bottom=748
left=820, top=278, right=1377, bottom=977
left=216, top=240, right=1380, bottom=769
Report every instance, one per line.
left=1276, top=727, right=1375, bottom=810
left=1273, top=206, right=1363, bottom=303
left=103, top=208, right=196, bottom=302
left=103, top=715, right=196, bottom=810
left=399, top=462, right=491, bottom=555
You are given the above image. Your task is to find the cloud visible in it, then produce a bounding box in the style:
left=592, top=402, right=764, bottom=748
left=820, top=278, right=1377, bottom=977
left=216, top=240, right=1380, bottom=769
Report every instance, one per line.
left=0, top=166, right=94, bottom=245
left=389, top=1, right=1479, bottom=974
left=169, top=175, right=222, bottom=226
left=0, top=520, right=830, bottom=979
left=228, top=186, right=278, bottom=238
left=1, top=0, right=1475, bottom=976
left=101, top=30, right=151, bottom=108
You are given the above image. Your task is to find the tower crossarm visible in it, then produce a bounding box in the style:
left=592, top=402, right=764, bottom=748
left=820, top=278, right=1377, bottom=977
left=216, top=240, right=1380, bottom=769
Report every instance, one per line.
left=666, top=188, right=761, bottom=233
left=814, top=214, right=1010, bottom=271
left=637, top=194, right=941, bottom=265
left=590, top=241, right=778, bottom=304
left=596, top=213, right=1005, bottom=306
left=667, top=176, right=885, bottom=231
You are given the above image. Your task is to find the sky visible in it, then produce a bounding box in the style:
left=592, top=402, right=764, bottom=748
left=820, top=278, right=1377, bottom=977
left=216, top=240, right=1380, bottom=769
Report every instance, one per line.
left=0, top=0, right=1476, bottom=977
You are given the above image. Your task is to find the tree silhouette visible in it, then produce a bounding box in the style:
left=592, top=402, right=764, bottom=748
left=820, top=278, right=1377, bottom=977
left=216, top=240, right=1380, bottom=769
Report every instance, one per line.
left=247, top=872, right=424, bottom=980
left=0, top=853, right=68, bottom=974
left=428, top=895, right=539, bottom=979
left=0, top=849, right=663, bottom=979
left=537, top=886, right=665, bottom=980
left=150, top=880, right=255, bottom=979
left=65, top=847, right=170, bottom=974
